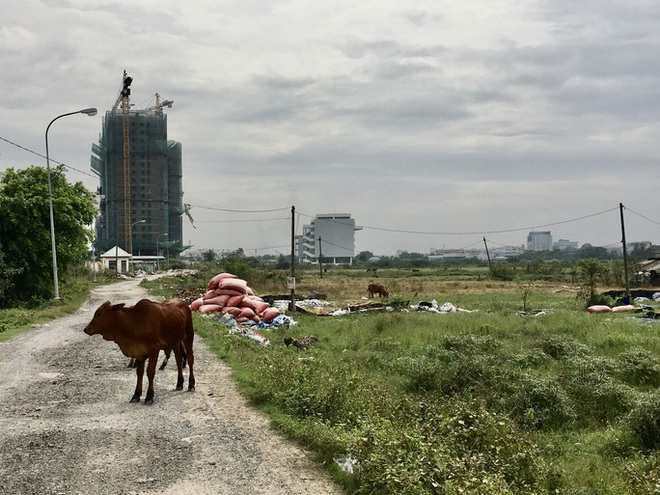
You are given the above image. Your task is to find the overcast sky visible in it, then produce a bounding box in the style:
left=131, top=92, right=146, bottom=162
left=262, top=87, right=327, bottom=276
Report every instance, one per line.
left=1, top=0, right=659, bottom=256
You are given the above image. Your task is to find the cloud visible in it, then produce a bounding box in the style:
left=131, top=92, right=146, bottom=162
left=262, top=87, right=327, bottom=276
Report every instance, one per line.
left=0, top=0, right=659, bottom=256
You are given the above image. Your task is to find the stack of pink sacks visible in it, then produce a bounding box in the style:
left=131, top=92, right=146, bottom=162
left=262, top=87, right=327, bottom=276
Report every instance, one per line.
left=189, top=272, right=281, bottom=324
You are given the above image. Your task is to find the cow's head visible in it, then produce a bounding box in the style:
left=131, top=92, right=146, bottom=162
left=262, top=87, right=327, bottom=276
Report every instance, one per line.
left=84, top=301, right=126, bottom=335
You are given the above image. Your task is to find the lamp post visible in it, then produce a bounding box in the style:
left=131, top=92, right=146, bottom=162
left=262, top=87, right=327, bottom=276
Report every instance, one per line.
left=45, top=107, right=97, bottom=299
left=130, top=219, right=146, bottom=255
left=157, top=233, right=168, bottom=271
left=130, top=219, right=146, bottom=272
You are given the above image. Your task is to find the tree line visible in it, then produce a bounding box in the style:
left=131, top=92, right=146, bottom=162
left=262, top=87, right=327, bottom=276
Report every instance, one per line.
left=0, top=166, right=96, bottom=307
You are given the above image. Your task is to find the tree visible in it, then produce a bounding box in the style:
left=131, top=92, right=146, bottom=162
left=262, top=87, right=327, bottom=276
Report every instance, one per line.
left=201, top=249, right=217, bottom=263
left=0, top=166, right=96, bottom=304
left=578, top=258, right=606, bottom=306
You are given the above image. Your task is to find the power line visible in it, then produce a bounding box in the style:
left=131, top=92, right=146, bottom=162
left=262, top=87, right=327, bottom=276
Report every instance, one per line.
left=0, top=135, right=97, bottom=179
left=300, top=207, right=619, bottom=237
left=625, top=207, right=660, bottom=228
left=196, top=217, right=289, bottom=223
left=187, top=203, right=290, bottom=214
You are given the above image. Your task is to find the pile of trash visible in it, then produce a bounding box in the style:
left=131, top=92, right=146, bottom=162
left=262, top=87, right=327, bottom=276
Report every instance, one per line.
left=413, top=300, right=477, bottom=314
left=189, top=272, right=281, bottom=324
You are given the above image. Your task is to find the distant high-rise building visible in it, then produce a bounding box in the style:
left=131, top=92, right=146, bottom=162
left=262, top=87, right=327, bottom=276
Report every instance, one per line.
left=297, top=214, right=362, bottom=264
left=91, top=104, right=183, bottom=257
left=527, top=231, right=553, bottom=252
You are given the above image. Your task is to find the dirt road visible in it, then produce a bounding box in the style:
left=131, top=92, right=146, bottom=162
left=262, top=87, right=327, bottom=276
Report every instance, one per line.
left=0, top=279, right=342, bottom=495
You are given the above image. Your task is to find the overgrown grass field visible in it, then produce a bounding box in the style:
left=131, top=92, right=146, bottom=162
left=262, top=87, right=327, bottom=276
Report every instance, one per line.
left=146, top=269, right=660, bottom=494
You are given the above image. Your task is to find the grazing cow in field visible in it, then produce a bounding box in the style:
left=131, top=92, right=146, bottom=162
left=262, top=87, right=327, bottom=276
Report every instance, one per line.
left=367, top=283, right=389, bottom=298
left=84, top=298, right=195, bottom=405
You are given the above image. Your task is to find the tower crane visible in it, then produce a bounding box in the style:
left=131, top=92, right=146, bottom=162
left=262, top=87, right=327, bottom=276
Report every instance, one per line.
left=114, top=71, right=133, bottom=255
left=110, top=73, right=176, bottom=257
left=143, top=93, right=174, bottom=114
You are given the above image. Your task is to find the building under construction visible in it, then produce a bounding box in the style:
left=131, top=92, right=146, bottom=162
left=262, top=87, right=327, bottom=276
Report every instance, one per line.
left=91, top=73, right=184, bottom=258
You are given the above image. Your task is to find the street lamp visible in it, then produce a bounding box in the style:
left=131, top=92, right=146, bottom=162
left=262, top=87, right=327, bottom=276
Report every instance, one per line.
left=130, top=219, right=146, bottom=273
left=130, top=219, right=146, bottom=255
left=45, top=107, right=97, bottom=299
left=157, top=233, right=168, bottom=271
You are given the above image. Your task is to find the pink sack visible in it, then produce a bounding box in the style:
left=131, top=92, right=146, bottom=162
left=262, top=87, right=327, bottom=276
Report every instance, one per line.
left=588, top=305, right=612, bottom=314
left=226, top=294, right=245, bottom=308
left=220, top=278, right=248, bottom=293
left=252, top=299, right=270, bottom=315
left=203, top=295, right=230, bottom=307
left=239, top=297, right=257, bottom=311
left=261, top=307, right=280, bottom=322
left=204, top=290, right=216, bottom=299
left=216, top=288, right=246, bottom=297
left=199, top=304, right=221, bottom=314
left=222, top=306, right=242, bottom=317
left=208, top=272, right=238, bottom=289
left=190, top=298, right=204, bottom=311
left=612, top=305, right=635, bottom=312
left=240, top=307, right=256, bottom=319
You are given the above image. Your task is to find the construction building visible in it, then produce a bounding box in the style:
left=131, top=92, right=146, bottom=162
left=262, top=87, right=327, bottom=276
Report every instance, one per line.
left=91, top=73, right=185, bottom=258
left=297, top=213, right=362, bottom=264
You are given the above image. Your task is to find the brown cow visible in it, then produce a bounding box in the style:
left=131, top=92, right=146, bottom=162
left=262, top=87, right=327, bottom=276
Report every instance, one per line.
left=84, top=298, right=195, bottom=405
left=367, top=283, right=389, bottom=298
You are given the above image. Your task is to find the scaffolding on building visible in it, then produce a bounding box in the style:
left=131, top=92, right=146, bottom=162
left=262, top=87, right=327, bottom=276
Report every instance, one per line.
left=90, top=74, right=185, bottom=258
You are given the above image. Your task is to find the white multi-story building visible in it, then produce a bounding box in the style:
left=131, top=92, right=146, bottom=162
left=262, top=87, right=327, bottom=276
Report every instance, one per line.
left=297, top=214, right=362, bottom=264
left=527, top=231, right=553, bottom=252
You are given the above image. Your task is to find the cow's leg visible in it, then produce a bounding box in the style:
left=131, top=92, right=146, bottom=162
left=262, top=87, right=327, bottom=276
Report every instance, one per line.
left=144, top=353, right=158, bottom=405
left=185, top=340, right=195, bottom=392
left=173, top=347, right=184, bottom=390
left=131, top=358, right=145, bottom=403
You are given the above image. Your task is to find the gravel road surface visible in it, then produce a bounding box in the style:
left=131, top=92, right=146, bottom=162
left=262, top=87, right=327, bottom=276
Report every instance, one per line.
left=0, top=279, right=342, bottom=495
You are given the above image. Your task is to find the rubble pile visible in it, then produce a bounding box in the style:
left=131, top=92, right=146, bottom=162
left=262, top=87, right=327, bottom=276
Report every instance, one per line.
left=189, top=272, right=281, bottom=324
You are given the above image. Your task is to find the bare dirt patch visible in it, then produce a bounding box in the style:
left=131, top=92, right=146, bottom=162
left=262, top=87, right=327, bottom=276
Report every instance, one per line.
left=0, top=279, right=342, bottom=495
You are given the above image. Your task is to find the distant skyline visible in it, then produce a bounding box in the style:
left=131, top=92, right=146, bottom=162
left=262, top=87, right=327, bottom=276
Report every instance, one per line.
left=1, top=1, right=659, bottom=256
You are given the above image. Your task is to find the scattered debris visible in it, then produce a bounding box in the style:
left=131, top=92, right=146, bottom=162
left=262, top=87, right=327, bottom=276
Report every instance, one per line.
left=333, top=454, right=359, bottom=475
left=413, top=300, right=477, bottom=314
left=284, top=335, right=318, bottom=350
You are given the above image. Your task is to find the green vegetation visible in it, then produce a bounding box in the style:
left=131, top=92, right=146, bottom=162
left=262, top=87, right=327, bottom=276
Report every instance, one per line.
left=140, top=263, right=660, bottom=494
left=4, top=248, right=660, bottom=493
left=0, top=165, right=97, bottom=306
left=0, top=266, right=108, bottom=341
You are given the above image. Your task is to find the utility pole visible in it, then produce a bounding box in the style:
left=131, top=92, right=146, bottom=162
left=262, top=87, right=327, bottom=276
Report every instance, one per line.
left=483, top=237, right=493, bottom=275
left=289, top=205, right=296, bottom=312
left=318, top=236, right=323, bottom=279
left=620, top=203, right=631, bottom=302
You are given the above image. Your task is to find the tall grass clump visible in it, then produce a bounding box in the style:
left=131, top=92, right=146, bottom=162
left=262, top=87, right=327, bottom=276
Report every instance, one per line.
left=625, top=391, right=660, bottom=450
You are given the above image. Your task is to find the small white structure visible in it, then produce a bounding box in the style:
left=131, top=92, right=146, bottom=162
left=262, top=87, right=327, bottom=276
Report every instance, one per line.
left=100, top=246, right=131, bottom=274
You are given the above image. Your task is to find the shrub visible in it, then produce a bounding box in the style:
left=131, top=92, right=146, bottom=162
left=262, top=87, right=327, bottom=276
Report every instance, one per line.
left=356, top=399, right=549, bottom=494
left=618, top=348, right=660, bottom=388
left=540, top=335, right=592, bottom=360
left=626, top=392, right=660, bottom=450
left=561, top=355, right=634, bottom=426
left=502, top=373, right=576, bottom=430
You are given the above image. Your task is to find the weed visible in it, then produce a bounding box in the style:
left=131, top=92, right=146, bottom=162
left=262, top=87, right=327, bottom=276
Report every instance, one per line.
left=625, top=391, right=660, bottom=450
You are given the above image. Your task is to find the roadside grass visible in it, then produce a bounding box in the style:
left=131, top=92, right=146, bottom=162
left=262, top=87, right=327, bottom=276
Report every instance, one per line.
left=180, top=277, right=660, bottom=495
left=0, top=269, right=105, bottom=342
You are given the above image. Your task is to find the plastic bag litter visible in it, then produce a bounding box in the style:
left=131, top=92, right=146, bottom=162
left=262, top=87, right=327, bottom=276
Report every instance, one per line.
left=333, top=454, right=359, bottom=475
